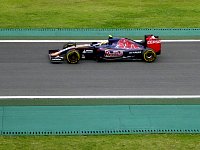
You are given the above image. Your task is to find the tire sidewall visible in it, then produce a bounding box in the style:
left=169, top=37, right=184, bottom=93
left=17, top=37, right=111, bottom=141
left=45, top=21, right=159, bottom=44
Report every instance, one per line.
left=66, top=50, right=80, bottom=64
left=143, top=49, right=157, bottom=63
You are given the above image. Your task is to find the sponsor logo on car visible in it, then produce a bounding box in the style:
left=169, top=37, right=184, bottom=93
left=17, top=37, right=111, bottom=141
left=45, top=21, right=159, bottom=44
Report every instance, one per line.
left=104, top=50, right=123, bottom=57
left=129, top=51, right=142, bottom=54
left=147, top=40, right=161, bottom=44
left=83, top=50, right=93, bottom=53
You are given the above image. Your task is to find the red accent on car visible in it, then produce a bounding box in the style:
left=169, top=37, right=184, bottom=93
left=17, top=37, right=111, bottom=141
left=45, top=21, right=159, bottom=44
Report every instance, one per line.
left=146, top=35, right=161, bottom=54
left=117, top=38, right=140, bottom=49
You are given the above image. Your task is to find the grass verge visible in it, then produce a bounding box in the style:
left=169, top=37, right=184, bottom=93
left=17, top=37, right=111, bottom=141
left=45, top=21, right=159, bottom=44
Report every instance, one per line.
left=1, top=134, right=200, bottom=150
left=0, top=0, right=200, bottom=28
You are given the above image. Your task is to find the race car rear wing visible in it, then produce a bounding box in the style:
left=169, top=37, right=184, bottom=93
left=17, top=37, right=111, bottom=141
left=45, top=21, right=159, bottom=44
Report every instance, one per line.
left=144, top=35, right=161, bottom=55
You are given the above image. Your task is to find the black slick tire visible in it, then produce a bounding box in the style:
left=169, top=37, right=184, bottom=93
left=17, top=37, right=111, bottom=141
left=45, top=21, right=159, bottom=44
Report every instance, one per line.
left=143, top=49, right=157, bottom=63
left=66, top=50, right=80, bottom=64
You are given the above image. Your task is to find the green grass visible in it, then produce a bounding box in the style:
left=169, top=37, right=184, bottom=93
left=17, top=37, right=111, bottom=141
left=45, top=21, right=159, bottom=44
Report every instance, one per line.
left=1, top=134, right=200, bottom=150
left=0, top=0, right=200, bottom=28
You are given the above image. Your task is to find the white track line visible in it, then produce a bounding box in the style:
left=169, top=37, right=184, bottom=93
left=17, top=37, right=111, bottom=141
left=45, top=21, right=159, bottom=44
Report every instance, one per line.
left=0, top=40, right=200, bottom=42
left=0, top=96, right=200, bottom=99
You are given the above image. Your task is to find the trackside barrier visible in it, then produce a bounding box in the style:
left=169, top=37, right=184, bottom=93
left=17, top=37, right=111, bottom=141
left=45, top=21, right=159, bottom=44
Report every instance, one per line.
left=0, top=28, right=200, bottom=39
left=0, top=96, right=200, bottom=135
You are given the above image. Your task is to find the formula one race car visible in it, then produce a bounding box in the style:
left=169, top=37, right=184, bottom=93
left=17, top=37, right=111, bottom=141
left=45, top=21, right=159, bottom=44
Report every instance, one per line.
left=48, top=35, right=161, bottom=64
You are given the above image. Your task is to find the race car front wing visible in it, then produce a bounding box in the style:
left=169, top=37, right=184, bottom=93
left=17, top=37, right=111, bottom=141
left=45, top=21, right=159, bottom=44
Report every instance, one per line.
left=49, top=50, right=64, bottom=63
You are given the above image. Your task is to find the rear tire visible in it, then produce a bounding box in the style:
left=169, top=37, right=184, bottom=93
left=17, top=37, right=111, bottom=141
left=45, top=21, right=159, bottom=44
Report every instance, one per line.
left=66, top=50, right=80, bottom=64
left=143, top=49, right=157, bottom=63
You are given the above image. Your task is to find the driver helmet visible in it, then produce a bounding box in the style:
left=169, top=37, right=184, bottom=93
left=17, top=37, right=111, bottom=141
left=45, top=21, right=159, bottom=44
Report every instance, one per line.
left=108, top=35, right=113, bottom=39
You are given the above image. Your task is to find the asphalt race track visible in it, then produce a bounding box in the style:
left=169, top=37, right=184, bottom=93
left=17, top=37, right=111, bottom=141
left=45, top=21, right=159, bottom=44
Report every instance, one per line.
left=0, top=42, right=199, bottom=96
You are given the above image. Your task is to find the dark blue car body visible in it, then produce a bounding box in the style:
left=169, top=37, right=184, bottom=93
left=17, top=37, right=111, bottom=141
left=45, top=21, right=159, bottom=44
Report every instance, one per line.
left=49, top=35, right=161, bottom=64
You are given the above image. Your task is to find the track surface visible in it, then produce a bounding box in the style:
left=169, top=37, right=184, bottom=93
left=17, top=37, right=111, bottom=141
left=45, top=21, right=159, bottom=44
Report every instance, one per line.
left=0, top=42, right=199, bottom=96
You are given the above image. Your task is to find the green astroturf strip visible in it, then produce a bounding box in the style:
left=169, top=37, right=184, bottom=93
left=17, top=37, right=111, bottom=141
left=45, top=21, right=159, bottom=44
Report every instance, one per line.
left=0, top=105, right=200, bottom=135
left=0, top=28, right=200, bottom=40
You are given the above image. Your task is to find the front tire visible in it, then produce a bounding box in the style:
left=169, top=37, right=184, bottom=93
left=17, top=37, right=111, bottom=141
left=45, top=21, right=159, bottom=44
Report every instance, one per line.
left=66, top=50, right=80, bottom=64
left=143, top=49, right=157, bottom=63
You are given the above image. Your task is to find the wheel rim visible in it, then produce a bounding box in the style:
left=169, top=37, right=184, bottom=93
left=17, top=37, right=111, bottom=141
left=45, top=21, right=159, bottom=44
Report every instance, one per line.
left=67, top=51, right=80, bottom=64
left=144, top=50, right=156, bottom=62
